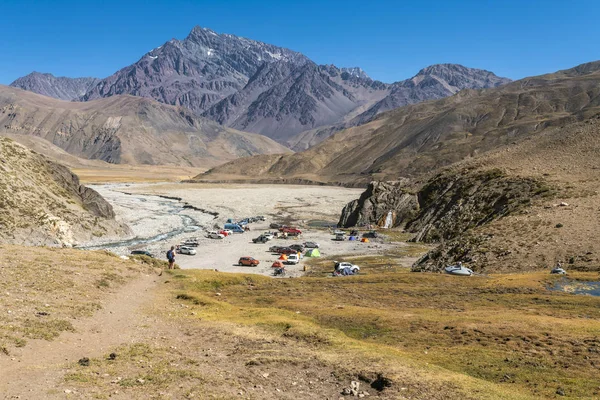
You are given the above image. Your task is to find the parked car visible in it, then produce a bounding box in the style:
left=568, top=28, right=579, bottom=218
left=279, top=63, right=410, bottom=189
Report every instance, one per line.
left=130, top=250, right=153, bottom=258
left=362, top=230, right=378, bottom=238
left=256, top=216, right=266, bottom=221
left=281, top=227, right=302, bottom=236
left=238, top=256, right=259, bottom=266
left=262, top=232, right=275, bottom=240
left=277, top=247, right=298, bottom=255
left=253, top=235, right=269, bottom=243
left=222, top=229, right=233, bottom=236
left=181, top=239, right=199, bottom=247
left=284, top=254, right=300, bottom=265
left=289, top=244, right=305, bottom=252
left=207, top=231, right=225, bottom=239
left=177, top=246, right=197, bottom=255
left=334, top=261, right=360, bottom=274
left=303, top=241, right=320, bottom=248
left=270, top=223, right=283, bottom=229
left=224, top=223, right=244, bottom=233
left=218, top=230, right=230, bottom=237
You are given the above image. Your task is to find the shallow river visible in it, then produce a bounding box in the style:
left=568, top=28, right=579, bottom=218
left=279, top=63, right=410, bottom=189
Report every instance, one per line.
left=80, top=184, right=216, bottom=256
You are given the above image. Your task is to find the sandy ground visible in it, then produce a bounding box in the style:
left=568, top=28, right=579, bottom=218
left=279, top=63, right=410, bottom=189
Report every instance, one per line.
left=84, top=183, right=393, bottom=277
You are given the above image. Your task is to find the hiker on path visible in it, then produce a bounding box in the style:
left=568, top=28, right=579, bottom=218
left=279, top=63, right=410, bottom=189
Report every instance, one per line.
left=167, top=246, right=176, bottom=270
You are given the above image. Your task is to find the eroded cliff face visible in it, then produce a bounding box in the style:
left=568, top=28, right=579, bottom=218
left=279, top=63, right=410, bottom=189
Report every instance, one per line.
left=339, top=168, right=549, bottom=272
left=337, top=179, right=418, bottom=228
left=0, top=137, right=128, bottom=246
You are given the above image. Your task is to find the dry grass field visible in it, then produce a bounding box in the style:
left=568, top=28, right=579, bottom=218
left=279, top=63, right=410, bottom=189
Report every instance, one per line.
left=73, top=165, right=205, bottom=184
left=1, top=240, right=599, bottom=399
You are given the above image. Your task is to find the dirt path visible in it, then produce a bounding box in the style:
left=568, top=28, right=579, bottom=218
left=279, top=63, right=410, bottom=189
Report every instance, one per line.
left=0, top=273, right=158, bottom=399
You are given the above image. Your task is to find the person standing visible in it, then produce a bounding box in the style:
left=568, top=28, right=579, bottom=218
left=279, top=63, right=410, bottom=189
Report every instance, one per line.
left=167, top=246, right=176, bottom=270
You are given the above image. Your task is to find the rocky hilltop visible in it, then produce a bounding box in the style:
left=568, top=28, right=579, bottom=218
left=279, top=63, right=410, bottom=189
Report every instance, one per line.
left=0, top=137, right=128, bottom=246
left=200, top=61, right=600, bottom=184
left=10, top=72, right=99, bottom=101
left=0, top=85, right=289, bottom=166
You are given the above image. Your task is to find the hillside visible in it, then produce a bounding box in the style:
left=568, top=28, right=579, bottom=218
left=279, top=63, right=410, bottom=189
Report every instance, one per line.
left=10, top=72, right=99, bottom=101
left=198, top=61, right=600, bottom=185
left=0, top=85, right=290, bottom=167
left=287, top=64, right=511, bottom=150
left=0, top=137, right=128, bottom=246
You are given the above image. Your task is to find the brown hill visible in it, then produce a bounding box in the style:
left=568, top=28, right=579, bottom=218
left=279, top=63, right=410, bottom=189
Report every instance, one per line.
left=0, top=85, right=290, bottom=167
left=0, top=137, right=128, bottom=246
left=198, top=61, right=600, bottom=185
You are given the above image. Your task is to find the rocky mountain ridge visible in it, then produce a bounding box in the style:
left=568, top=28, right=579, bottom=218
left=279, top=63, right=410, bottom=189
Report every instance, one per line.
left=0, top=85, right=289, bottom=167
left=7, top=25, right=507, bottom=146
left=10, top=72, right=99, bottom=101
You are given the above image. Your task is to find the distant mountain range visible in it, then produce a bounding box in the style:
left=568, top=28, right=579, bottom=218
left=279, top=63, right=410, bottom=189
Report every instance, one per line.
left=10, top=72, right=99, bottom=101
left=0, top=85, right=289, bottom=167
left=9, top=26, right=510, bottom=147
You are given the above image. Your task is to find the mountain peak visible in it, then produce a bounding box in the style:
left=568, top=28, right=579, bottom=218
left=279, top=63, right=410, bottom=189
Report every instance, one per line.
left=340, top=67, right=370, bottom=80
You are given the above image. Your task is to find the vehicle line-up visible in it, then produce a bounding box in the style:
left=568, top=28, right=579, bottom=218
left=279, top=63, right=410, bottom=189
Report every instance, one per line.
left=128, top=216, right=371, bottom=277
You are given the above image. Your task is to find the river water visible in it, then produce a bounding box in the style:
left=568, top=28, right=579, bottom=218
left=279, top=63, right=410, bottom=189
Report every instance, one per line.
left=80, top=184, right=217, bottom=257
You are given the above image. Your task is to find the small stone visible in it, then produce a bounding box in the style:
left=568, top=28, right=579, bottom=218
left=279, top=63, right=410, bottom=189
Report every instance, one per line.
left=556, top=388, right=566, bottom=396
left=137, top=378, right=145, bottom=384
left=262, top=373, right=269, bottom=378
left=64, top=389, right=72, bottom=394
left=78, top=357, right=90, bottom=366
left=215, top=292, right=222, bottom=296
left=108, top=352, right=117, bottom=360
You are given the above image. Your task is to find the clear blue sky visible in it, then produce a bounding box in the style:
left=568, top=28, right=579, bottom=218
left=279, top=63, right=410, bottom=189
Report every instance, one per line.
left=0, top=0, right=597, bottom=84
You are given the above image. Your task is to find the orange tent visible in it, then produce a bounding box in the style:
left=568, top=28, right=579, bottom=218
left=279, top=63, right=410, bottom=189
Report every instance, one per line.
left=278, top=253, right=288, bottom=260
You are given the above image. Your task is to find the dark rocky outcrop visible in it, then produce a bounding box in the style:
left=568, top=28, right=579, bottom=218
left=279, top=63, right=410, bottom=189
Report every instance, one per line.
left=48, top=162, right=116, bottom=219
left=406, top=169, right=543, bottom=243
left=339, top=168, right=549, bottom=273
left=338, top=179, right=418, bottom=228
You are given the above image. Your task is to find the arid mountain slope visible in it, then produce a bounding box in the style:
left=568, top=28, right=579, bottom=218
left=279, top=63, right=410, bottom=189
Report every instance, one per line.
left=0, top=137, right=128, bottom=246
left=199, top=61, right=600, bottom=184
left=10, top=72, right=99, bottom=101
left=0, top=85, right=289, bottom=167
left=286, top=64, right=510, bottom=150
left=202, top=63, right=390, bottom=142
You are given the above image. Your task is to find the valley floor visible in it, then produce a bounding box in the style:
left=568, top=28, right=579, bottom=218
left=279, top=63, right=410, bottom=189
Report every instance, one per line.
left=2, top=183, right=599, bottom=399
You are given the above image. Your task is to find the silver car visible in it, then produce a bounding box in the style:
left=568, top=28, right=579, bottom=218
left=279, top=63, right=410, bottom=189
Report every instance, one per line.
left=178, top=246, right=197, bottom=255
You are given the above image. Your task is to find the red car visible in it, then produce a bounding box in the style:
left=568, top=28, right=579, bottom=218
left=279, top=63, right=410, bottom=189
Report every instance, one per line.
left=275, top=247, right=298, bottom=255
left=238, top=256, right=259, bottom=266
left=281, top=227, right=302, bottom=236
left=219, top=230, right=229, bottom=237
